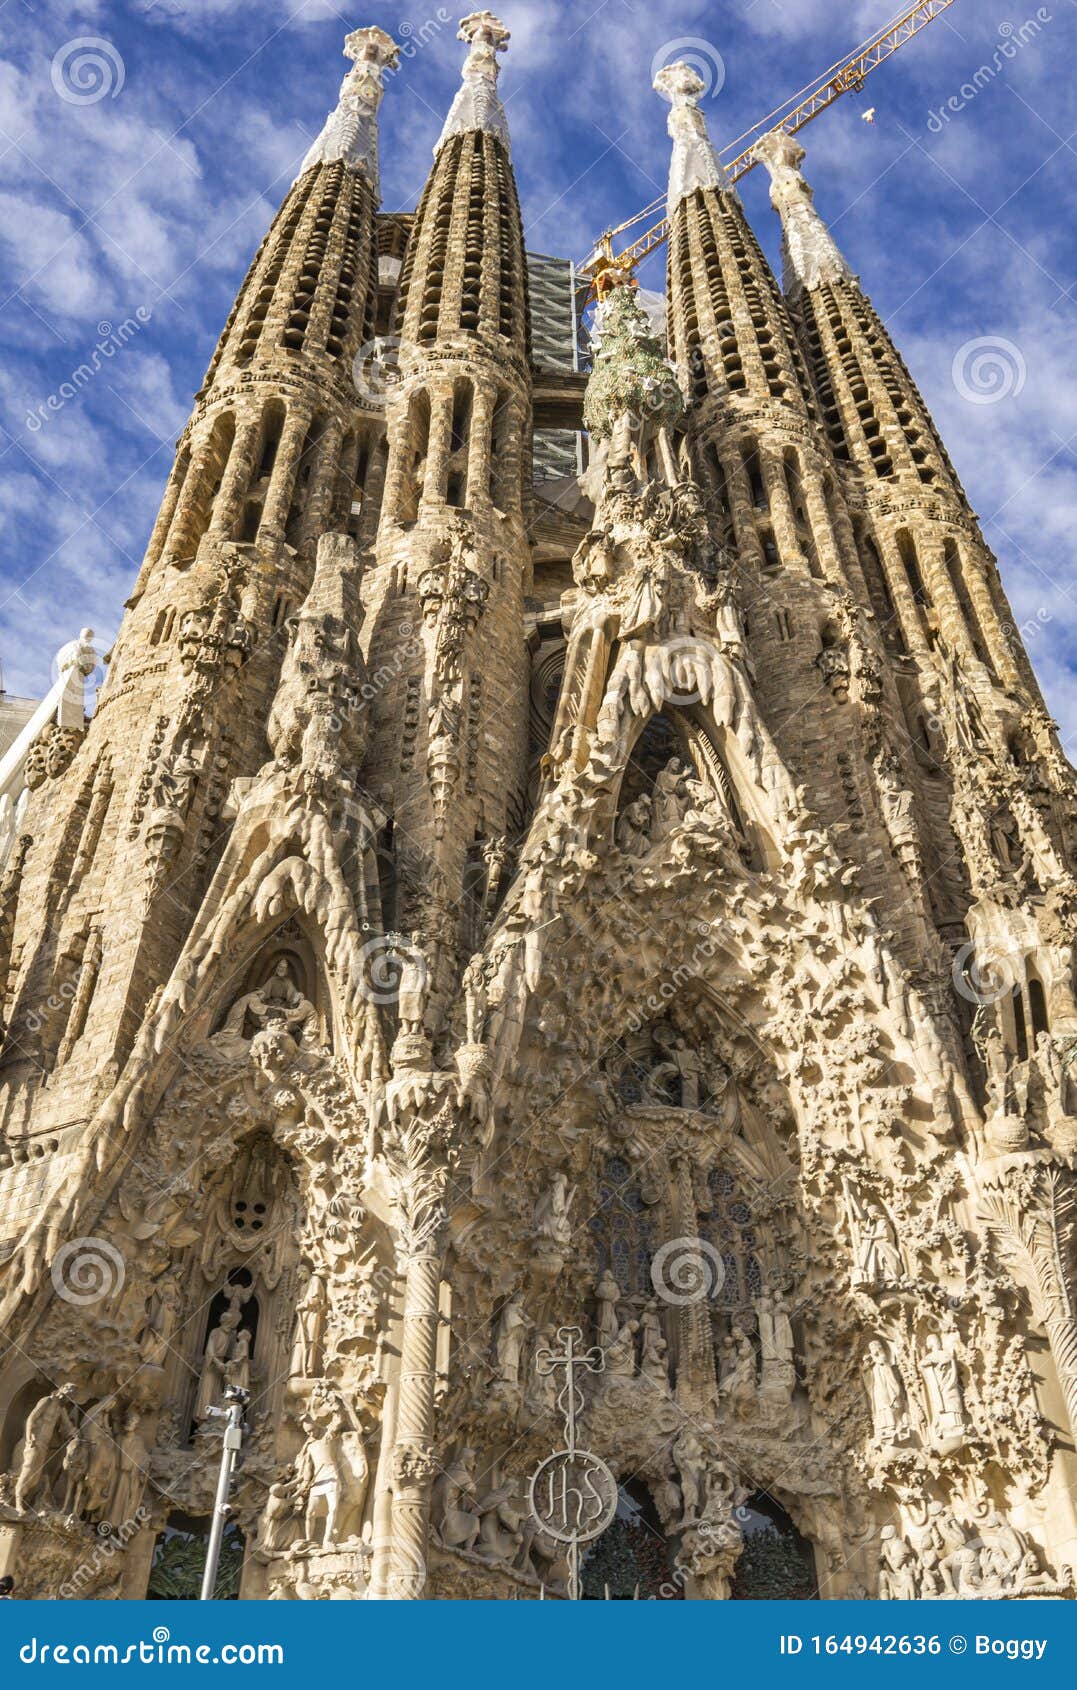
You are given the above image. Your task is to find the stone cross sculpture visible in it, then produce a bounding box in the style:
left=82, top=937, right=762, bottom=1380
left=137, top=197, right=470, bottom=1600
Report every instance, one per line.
left=528, top=1325, right=618, bottom=1600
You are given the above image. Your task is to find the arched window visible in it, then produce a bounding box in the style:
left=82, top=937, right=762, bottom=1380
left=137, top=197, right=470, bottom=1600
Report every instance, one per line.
left=1013, top=991, right=1029, bottom=1062
left=590, top=1157, right=655, bottom=1299
left=1028, top=973, right=1049, bottom=1038
left=730, top=1493, right=818, bottom=1599
left=702, top=1167, right=763, bottom=1310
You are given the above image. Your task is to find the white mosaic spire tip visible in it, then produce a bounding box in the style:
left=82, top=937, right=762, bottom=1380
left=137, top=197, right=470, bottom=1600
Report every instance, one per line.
left=435, top=11, right=511, bottom=155
left=753, top=128, right=856, bottom=296
left=654, top=62, right=733, bottom=218
left=296, top=26, right=399, bottom=193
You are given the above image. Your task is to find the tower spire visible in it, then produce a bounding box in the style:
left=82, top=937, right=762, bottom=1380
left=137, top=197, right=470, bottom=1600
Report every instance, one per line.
left=297, top=24, right=399, bottom=192
left=754, top=129, right=854, bottom=297
left=654, top=62, right=732, bottom=216
left=435, top=10, right=511, bottom=154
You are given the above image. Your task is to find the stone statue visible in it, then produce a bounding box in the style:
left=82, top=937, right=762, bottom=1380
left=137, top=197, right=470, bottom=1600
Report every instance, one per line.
left=866, top=1340, right=907, bottom=1445
left=653, top=1025, right=703, bottom=1109
left=495, top=1295, right=530, bottom=1388
left=434, top=1449, right=481, bottom=1552
left=14, top=1384, right=79, bottom=1513
left=258, top=1477, right=301, bottom=1558
left=983, top=1022, right=1010, bottom=1117
left=673, top=1425, right=708, bottom=1525
left=1034, top=1030, right=1066, bottom=1115
left=877, top=1525, right=918, bottom=1600
left=153, top=736, right=201, bottom=816
left=225, top=1327, right=253, bottom=1396
left=848, top=1193, right=903, bottom=1288
left=719, top=1324, right=756, bottom=1410
left=393, top=932, right=430, bottom=1035
left=59, top=1414, right=91, bottom=1517
left=606, top=1316, right=639, bottom=1376
left=108, top=1408, right=150, bottom=1529
left=462, top=952, right=490, bottom=1045
left=533, top=1170, right=574, bottom=1247
left=194, top=1307, right=242, bottom=1423
left=616, top=794, right=652, bottom=857
left=138, top=1274, right=182, bottom=1370
left=80, top=1404, right=120, bottom=1522
left=756, top=1289, right=795, bottom=1398
left=595, top=1268, right=621, bottom=1347
left=291, top=1269, right=328, bottom=1379
left=475, top=1473, right=527, bottom=1566
left=294, top=1406, right=353, bottom=1548
left=639, top=1302, right=669, bottom=1386
left=651, top=757, right=693, bottom=838
left=919, top=1329, right=965, bottom=1442
left=219, top=958, right=317, bottom=1047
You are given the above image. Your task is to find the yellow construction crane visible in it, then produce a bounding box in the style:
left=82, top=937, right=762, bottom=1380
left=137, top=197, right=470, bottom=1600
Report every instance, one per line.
left=578, top=0, right=959, bottom=301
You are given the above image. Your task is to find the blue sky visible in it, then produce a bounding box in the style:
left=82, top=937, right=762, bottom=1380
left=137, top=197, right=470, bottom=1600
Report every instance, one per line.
left=0, top=0, right=1073, bottom=751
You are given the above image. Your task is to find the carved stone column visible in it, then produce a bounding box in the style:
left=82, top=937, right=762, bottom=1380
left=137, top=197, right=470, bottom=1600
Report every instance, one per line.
left=208, top=416, right=263, bottom=539
left=422, top=389, right=455, bottom=508
left=384, top=1087, right=458, bottom=1597
left=759, top=447, right=803, bottom=573
left=671, top=1145, right=718, bottom=1414
left=390, top=1247, right=445, bottom=1596
left=258, top=408, right=312, bottom=544
left=465, top=383, right=495, bottom=510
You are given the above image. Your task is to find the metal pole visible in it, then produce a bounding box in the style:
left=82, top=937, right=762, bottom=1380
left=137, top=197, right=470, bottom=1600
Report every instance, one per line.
left=199, top=1387, right=249, bottom=1601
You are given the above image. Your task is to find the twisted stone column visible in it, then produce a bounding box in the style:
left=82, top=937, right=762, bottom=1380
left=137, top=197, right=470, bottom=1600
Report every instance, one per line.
left=384, top=1088, right=457, bottom=1599
left=389, top=1246, right=444, bottom=1596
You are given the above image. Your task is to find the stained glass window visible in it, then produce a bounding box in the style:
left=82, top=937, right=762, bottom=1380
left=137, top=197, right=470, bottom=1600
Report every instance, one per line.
left=703, top=1167, right=763, bottom=1307
left=590, top=1156, right=655, bottom=1297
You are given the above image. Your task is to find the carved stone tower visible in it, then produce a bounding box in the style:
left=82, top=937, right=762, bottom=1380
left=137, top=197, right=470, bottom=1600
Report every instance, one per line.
left=0, top=25, right=1074, bottom=1605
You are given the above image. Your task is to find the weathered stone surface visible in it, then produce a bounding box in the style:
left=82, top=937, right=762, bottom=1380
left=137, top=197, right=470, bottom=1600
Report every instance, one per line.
left=0, top=30, right=1073, bottom=1605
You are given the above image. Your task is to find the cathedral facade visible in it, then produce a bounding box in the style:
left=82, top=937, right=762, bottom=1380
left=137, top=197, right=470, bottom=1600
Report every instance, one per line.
left=0, top=14, right=1074, bottom=1601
